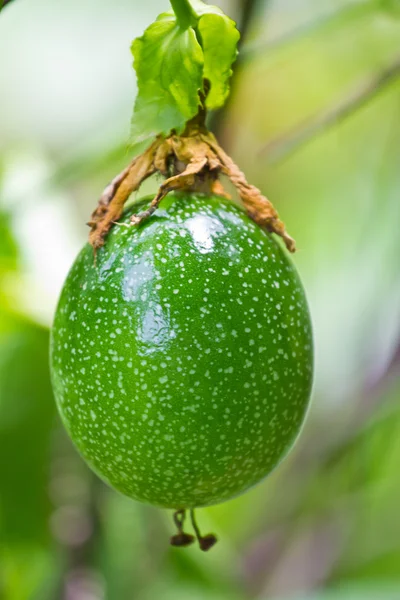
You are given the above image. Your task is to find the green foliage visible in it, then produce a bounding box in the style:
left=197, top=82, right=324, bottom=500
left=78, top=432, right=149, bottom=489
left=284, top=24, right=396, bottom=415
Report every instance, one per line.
left=196, top=11, right=240, bottom=109
left=0, top=212, right=18, bottom=278
left=0, top=169, right=18, bottom=286
left=292, top=585, right=400, bottom=600
left=380, top=0, right=400, bottom=14
left=0, top=310, right=59, bottom=600
left=131, top=13, right=203, bottom=143
left=0, top=312, right=55, bottom=542
left=131, top=0, right=239, bottom=143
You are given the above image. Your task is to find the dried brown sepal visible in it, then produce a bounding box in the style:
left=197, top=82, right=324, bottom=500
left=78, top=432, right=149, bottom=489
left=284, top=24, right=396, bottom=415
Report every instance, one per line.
left=88, top=139, right=161, bottom=250
left=210, top=179, right=231, bottom=199
left=130, top=158, right=209, bottom=226
left=205, top=134, right=296, bottom=252
left=88, top=126, right=295, bottom=253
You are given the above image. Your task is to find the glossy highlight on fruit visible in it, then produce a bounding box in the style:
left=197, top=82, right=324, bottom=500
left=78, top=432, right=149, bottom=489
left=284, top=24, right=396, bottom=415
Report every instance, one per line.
left=50, top=193, right=313, bottom=508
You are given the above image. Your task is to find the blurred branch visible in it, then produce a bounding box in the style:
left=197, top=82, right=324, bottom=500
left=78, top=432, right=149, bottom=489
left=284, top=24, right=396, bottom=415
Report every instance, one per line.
left=259, top=55, right=400, bottom=163
left=236, top=0, right=261, bottom=48
left=212, top=0, right=267, bottom=139
left=295, top=336, right=400, bottom=485
left=213, top=1, right=376, bottom=145
left=246, top=342, right=400, bottom=593
left=0, top=0, right=15, bottom=10
left=240, top=1, right=376, bottom=62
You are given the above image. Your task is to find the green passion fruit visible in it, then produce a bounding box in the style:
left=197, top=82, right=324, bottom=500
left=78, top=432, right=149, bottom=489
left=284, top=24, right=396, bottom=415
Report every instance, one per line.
left=50, top=193, right=313, bottom=509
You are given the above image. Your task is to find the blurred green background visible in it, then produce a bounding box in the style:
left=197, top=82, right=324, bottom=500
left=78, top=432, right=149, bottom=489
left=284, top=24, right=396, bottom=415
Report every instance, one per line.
left=1, top=0, right=400, bottom=599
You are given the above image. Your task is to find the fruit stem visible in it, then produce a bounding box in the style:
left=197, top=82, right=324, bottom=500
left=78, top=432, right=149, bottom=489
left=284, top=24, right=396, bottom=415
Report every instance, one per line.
left=170, top=509, right=195, bottom=547
left=170, top=0, right=198, bottom=29
left=190, top=509, right=218, bottom=552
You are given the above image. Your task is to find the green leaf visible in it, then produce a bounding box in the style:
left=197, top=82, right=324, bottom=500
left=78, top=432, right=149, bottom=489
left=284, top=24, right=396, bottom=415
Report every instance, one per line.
left=131, top=12, right=204, bottom=144
left=130, top=1, right=239, bottom=143
left=0, top=314, right=55, bottom=544
left=0, top=309, right=60, bottom=598
left=0, top=209, right=18, bottom=277
left=197, top=12, right=240, bottom=109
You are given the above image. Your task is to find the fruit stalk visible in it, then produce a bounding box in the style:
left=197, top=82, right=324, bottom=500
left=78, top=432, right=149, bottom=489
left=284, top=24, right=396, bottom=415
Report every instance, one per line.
left=169, top=0, right=198, bottom=29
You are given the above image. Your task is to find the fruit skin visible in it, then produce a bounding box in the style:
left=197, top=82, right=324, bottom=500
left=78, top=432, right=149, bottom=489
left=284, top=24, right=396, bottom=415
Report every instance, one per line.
left=50, top=193, right=313, bottom=508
